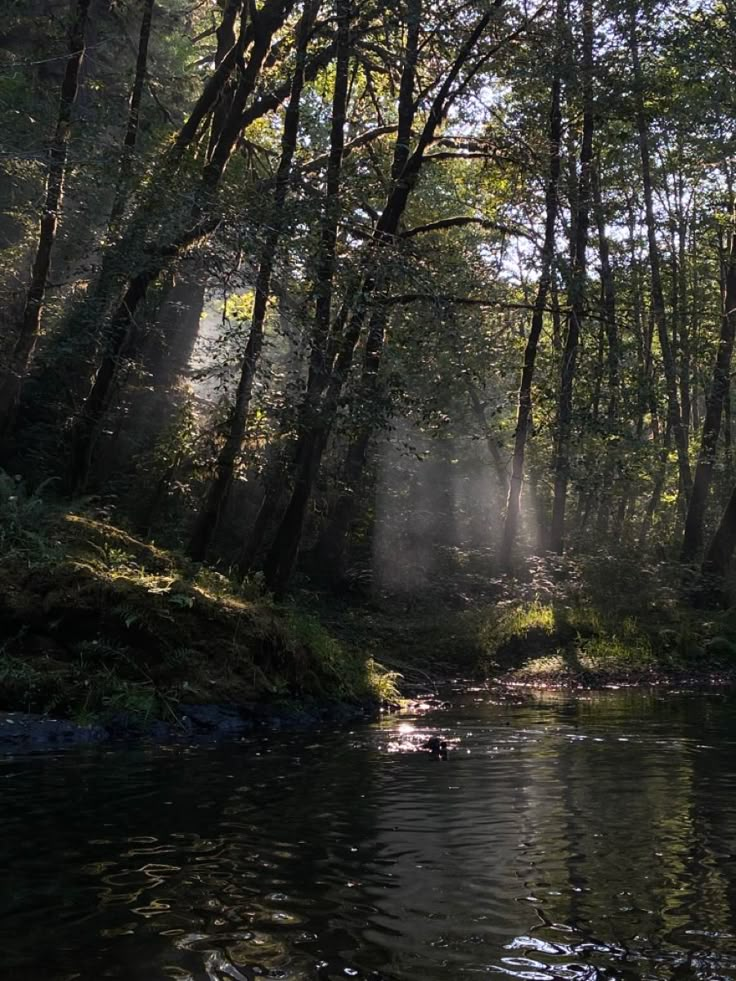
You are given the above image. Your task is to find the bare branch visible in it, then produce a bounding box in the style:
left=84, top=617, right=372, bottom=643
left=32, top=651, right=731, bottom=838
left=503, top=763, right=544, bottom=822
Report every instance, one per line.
left=401, top=215, right=532, bottom=240
left=301, top=124, right=398, bottom=174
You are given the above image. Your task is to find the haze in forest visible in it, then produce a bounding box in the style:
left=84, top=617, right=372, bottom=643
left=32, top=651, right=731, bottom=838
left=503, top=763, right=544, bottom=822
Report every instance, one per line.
left=2, top=0, right=736, bottom=607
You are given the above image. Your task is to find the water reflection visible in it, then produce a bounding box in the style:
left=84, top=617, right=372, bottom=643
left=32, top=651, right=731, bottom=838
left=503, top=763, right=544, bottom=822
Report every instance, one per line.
left=0, top=690, right=735, bottom=979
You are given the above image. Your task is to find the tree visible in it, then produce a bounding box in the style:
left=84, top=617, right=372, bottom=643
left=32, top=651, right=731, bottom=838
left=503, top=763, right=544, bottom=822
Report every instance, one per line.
left=187, top=0, right=323, bottom=560
left=263, top=1, right=502, bottom=595
left=681, top=225, right=736, bottom=562
left=500, top=0, right=563, bottom=567
left=548, top=0, right=594, bottom=554
left=0, top=0, right=91, bottom=436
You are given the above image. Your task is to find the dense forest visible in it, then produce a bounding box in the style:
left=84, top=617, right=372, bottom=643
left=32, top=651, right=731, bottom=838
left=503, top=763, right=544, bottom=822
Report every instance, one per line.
left=3, top=0, right=736, bottom=715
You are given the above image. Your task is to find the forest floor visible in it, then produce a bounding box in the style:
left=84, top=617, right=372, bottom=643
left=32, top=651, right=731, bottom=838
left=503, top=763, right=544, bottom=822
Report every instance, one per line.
left=316, top=589, right=736, bottom=694
left=1, top=502, right=735, bottom=739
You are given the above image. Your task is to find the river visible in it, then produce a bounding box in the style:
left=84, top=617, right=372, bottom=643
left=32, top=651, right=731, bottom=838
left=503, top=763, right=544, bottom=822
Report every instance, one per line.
left=1, top=688, right=735, bottom=980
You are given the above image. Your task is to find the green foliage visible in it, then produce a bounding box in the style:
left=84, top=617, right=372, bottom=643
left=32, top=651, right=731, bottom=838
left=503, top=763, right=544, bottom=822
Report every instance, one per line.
left=0, top=506, right=398, bottom=720
left=0, top=471, right=60, bottom=562
left=283, top=607, right=401, bottom=702
left=4, top=0, right=736, bottom=708
left=0, top=651, right=47, bottom=713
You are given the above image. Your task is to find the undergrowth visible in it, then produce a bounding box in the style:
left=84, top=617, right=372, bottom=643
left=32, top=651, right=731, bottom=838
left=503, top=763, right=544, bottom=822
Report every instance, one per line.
left=0, top=475, right=398, bottom=721
left=1, top=473, right=734, bottom=721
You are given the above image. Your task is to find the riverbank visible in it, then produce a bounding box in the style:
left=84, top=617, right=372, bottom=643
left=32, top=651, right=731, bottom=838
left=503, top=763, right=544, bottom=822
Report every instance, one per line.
left=2, top=504, right=736, bottom=748
left=316, top=587, right=736, bottom=693
left=0, top=507, right=399, bottom=742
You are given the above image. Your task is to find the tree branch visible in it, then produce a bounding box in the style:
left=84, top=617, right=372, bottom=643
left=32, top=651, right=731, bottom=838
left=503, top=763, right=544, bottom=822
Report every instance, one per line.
left=400, top=215, right=531, bottom=240
left=372, top=293, right=544, bottom=310
left=301, top=124, right=398, bottom=174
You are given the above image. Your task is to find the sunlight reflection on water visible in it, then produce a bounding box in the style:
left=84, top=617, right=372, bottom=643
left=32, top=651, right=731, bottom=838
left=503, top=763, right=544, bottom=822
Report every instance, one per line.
left=1, top=689, right=736, bottom=980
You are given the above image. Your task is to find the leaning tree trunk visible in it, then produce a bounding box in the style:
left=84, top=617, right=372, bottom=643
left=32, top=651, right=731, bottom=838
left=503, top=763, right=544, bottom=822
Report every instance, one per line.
left=0, top=0, right=90, bottom=437
left=236, top=0, right=351, bottom=577
left=263, top=4, right=497, bottom=596
left=681, top=226, right=736, bottom=562
left=629, top=1, right=691, bottom=503
left=548, top=0, right=594, bottom=555
left=500, top=8, right=562, bottom=567
left=311, top=0, right=421, bottom=576
left=66, top=0, right=295, bottom=491
left=239, top=55, right=354, bottom=577
left=702, top=478, right=736, bottom=588
left=8, top=0, right=255, bottom=442
left=187, top=0, right=320, bottom=561
left=311, top=305, right=389, bottom=578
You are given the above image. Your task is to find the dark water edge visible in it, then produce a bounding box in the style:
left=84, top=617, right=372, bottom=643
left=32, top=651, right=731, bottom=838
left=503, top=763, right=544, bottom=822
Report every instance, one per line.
left=0, top=699, right=378, bottom=752
left=2, top=686, right=736, bottom=981
left=1, top=674, right=733, bottom=753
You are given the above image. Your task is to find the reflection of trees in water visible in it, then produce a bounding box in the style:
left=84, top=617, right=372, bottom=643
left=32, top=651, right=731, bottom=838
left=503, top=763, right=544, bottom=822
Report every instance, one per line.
left=4, top=696, right=736, bottom=980
left=677, top=719, right=736, bottom=954
left=0, top=738, right=388, bottom=981
left=526, top=695, right=736, bottom=976
left=186, top=739, right=390, bottom=978
left=357, top=727, right=539, bottom=977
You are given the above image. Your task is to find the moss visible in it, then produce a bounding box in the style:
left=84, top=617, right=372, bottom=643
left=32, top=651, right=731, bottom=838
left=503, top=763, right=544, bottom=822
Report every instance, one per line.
left=0, top=507, right=396, bottom=721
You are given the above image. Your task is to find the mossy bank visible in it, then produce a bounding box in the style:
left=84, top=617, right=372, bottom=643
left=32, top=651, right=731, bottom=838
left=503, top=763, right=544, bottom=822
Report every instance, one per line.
left=0, top=497, right=399, bottom=739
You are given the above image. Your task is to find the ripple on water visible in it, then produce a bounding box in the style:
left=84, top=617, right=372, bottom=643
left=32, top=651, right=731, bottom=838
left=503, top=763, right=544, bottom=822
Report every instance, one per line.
left=1, top=691, right=736, bottom=980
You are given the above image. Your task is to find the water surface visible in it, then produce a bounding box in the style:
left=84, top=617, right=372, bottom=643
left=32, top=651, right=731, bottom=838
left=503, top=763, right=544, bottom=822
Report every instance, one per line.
left=2, top=688, right=736, bottom=980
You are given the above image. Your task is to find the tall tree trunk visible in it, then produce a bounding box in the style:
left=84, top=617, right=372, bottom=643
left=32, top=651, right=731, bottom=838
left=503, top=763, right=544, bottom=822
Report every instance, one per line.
left=187, top=0, right=321, bottom=561
left=500, top=3, right=562, bottom=567
left=0, top=0, right=91, bottom=437
left=640, top=428, right=671, bottom=549
left=207, top=0, right=243, bottom=160
left=13, top=0, right=252, bottom=427
left=691, top=225, right=703, bottom=432
left=591, top=157, right=620, bottom=535
left=466, top=379, right=509, bottom=494
left=306, top=0, right=355, bottom=401
left=242, top=0, right=354, bottom=578
left=592, top=162, right=619, bottom=427
left=726, top=382, right=733, bottom=474
left=677, top=209, right=692, bottom=443
left=681, top=226, right=736, bottom=561
left=124, top=1, right=241, bottom=447
left=66, top=219, right=215, bottom=491
left=309, top=0, right=421, bottom=577
left=628, top=1, right=691, bottom=502
left=108, top=0, right=155, bottom=230
left=239, top=472, right=285, bottom=573
left=627, top=206, right=648, bottom=439
left=263, top=4, right=498, bottom=595
left=548, top=0, right=594, bottom=555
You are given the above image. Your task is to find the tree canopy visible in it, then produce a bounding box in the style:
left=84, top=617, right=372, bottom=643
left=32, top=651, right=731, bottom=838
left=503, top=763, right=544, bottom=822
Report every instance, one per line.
left=2, top=0, right=736, bottom=600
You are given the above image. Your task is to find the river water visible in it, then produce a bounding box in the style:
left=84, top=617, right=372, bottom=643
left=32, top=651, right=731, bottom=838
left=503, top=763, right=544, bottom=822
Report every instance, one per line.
left=2, top=688, right=736, bottom=980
